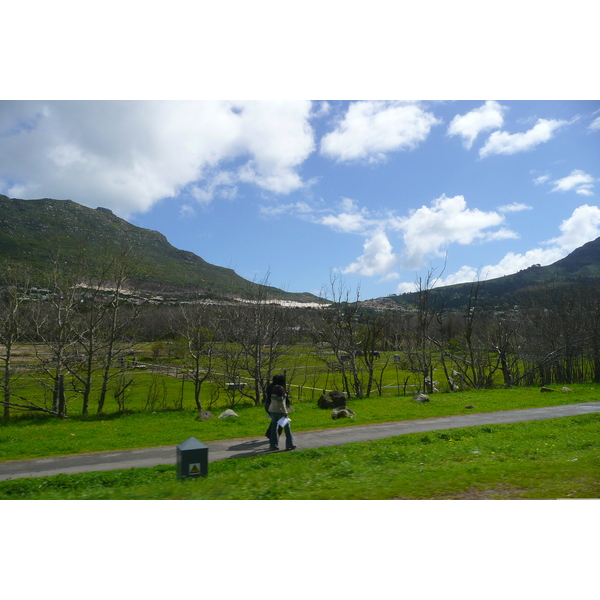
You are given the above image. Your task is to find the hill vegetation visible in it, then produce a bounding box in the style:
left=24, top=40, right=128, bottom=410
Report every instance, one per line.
left=0, top=195, right=320, bottom=303
left=3, top=194, right=600, bottom=309
left=3, top=194, right=600, bottom=425
left=380, top=236, right=600, bottom=310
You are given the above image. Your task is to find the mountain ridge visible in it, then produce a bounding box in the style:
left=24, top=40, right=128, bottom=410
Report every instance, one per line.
left=3, top=195, right=600, bottom=309
left=0, top=195, right=320, bottom=303
left=370, top=236, right=600, bottom=310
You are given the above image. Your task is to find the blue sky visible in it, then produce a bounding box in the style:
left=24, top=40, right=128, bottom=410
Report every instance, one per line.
left=2, top=3, right=598, bottom=301
left=1, top=99, right=598, bottom=300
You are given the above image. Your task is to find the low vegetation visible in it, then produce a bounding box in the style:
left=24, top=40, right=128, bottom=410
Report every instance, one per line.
left=1, top=385, right=596, bottom=462
left=1, top=412, right=597, bottom=500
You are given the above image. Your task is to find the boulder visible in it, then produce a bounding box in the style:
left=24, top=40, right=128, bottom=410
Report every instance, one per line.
left=218, top=409, right=239, bottom=419
left=196, top=410, right=214, bottom=421
left=561, top=387, right=572, bottom=392
left=413, top=393, right=430, bottom=403
left=318, top=390, right=347, bottom=409
left=448, top=377, right=459, bottom=391
left=540, top=387, right=555, bottom=393
left=332, top=407, right=355, bottom=419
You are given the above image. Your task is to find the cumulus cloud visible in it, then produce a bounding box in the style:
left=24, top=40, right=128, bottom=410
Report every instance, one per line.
left=395, top=204, right=600, bottom=293
left=447, top=100, right=507, bottom=149
left=390, top=194, right=507, bottom=269
left=320, top=101, right=440, bottom=163
left=546, top=204, right=600, bottom=250
left=0, top=100, right=315, bottom=216
left=343, top=230, right=399, bottom=277
left=480, top=206, right=600, bottom=278
left=311, top=194, right=517, bottom=282
left=479, top=118, right=567, bottom=158
left=550, top=169, right=595, bottom=196
left=317, top=198, right=374, bottom=233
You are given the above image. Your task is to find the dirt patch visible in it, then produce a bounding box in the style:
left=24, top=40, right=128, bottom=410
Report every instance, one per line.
left=392, top=483, right=528, bottom=500
left=436, top=484, right=527, bottom=499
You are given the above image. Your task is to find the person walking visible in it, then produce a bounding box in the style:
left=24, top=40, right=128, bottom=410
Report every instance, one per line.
left=267, top=384, right=296, bottom=451
left=264, top=374, right=286, bottom=439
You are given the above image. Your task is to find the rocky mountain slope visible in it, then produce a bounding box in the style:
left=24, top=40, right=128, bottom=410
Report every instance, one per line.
left=0, top=195, right=320, bottom=303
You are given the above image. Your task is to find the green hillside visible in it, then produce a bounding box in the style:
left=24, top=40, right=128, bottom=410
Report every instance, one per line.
left=0, top=195, right=319, bottom=302
left=383, top=237, right=600, bottom=310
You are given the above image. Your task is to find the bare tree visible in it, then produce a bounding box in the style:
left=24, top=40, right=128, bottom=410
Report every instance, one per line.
left=404, top=269, right=443, bottom=393
left=578, top=280, right=600, bottom=383
left=489, top=310, right=524, bottom=388
left=354, top=311, right=388, bottom=397
left=0, top=263, right=33, bottom=418
left=66, top=259, right=118, bottom=415
left=95, top=245, right=143, bottom=413
left=31, top=254, right=83, bottom=417
left=169, top=298, right=219, bottom=413
left=440, top=279, right=502, bottom=389
left=517, top=280, right=592, bottom=385
left=310, top=274, right=365, bottom=399
left=222, top=274, right=292, bottom=406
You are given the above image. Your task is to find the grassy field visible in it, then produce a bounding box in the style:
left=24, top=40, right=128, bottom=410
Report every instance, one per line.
left=1, top=384, right=598, bottom=462
left=3, top=357, right=598, bottom=500
left=5, top=345, right=513, bottom=416
left=1, top=412, right=598, bottom=499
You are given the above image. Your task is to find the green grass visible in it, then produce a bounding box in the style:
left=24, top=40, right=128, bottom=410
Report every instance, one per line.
left=1, top=384, right=598, bottom=462
left=1, top=413, right=597, bottom=499
left=3, top=345, right=519, bottom=416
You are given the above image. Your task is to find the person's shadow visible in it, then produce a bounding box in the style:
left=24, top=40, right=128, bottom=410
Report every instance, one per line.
left=226, top=438, right=273, bottom=458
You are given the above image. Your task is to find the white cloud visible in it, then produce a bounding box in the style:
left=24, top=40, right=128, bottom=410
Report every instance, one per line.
left=190, top=170, right=238, bottom=205
left=179, top=204, right=196, bottom=218
left=482, top=227, right=520, bottom=241
left=447, top=100, right=507, bottom=149
left=315, top=194, right=517, bottom=282
left=478, top=248, right=565, bottom=280
left=343, top=230, right=399, bottom=277
left=317, top=198, right=374, bottom=233
left=546, top=204, right=600, bottom=251
left=311, top=101, right=331, bottom=118
left=395, top=245, right=563, bottom=293
left=479, top=118, right=567, bottom=158
left=551, top=169, right=595, bottom=196
left=233, top=100, right=315, bottom=194
left=590, top=116, right=600, bottom=131
left=533, top=174, right=550, bottom=185
left=259, top=201, right=313, bottom=218
left=395, top=204, right=600, bottom=293
left=390, top=194, right=507, bottom=269
left=0, top=100, right=315, bottom=217
left=320, top=101, right=440, bottom=163
left=498, top=202, right=532, bottom=213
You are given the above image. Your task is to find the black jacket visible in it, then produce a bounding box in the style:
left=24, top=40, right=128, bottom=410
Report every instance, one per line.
left=264, top=377, right=287, bottom=413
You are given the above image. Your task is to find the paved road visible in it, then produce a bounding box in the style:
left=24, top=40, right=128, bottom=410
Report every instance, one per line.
left=1, top=401, right=599, bottom=481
